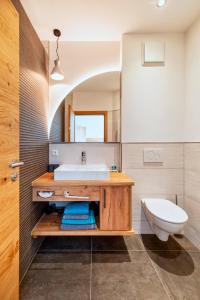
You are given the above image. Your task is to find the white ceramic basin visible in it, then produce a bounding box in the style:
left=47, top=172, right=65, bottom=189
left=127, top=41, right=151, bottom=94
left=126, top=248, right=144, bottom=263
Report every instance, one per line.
left=54, top=164, right=110, bottom=180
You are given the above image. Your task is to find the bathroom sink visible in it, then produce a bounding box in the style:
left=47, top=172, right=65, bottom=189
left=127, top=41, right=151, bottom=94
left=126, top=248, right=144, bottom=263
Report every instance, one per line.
left=54, top=164, right=110, bottom=180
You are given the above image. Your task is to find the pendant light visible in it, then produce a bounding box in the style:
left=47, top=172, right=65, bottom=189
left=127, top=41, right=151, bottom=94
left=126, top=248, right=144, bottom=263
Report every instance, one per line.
left=50, top=29, right=64, bottom=81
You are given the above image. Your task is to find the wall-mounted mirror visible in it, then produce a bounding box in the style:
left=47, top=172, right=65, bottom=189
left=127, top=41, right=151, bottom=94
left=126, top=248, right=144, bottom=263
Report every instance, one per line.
left=50, top=71, right=121, bottom=143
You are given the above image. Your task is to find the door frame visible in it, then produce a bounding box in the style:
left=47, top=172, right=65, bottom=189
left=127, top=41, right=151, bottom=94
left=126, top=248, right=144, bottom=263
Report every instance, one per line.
left=74, top=111, right=108, bottom=142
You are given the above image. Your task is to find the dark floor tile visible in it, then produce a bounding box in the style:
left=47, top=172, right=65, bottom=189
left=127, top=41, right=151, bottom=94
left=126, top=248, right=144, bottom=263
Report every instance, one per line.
left=148, top=250, right=200, bottom=299
left=20, top=252, right=91, bottom=299
left=27, top=252, right=91, bottom=284
left=139, top=234, right=199, bottom=252
left=39, top=236, right=91, bottom=252
left=92, top=250, right=132, bottom=265
left=92, top=235, right=143, bottom=251
left=91, top=280, right=142, bottom=300
left=32, top=251, right=90, bottom=264
left=46, top=281, right=90, bottom=300
left=20, top=281, right=47, bottom=300
left=20, top=280, right=90, bottom=300
left=92, top=251, right=169, bottom=300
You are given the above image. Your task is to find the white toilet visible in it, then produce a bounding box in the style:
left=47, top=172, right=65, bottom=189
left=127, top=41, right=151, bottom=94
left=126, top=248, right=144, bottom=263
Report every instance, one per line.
left=141, top=198, right=188, bottom=241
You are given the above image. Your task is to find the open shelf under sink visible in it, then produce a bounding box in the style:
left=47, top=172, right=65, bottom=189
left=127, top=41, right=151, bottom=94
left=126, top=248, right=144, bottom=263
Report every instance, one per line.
left=31, top=213, right=134, bottom=237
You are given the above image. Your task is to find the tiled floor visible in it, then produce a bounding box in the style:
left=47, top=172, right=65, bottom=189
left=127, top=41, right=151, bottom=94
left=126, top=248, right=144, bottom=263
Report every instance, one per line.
left=20, top=235, right=200, bottom=300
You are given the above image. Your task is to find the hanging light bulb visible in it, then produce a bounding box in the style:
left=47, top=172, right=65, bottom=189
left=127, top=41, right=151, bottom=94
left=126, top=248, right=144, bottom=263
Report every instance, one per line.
left=50, top=29, right=64, bottom=81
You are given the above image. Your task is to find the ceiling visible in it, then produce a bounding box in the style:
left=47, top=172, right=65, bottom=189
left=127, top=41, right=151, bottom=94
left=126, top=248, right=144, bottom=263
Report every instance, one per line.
left=20, top=0, right=200, bottom=41
left=75, top=71, right=120, bottom=92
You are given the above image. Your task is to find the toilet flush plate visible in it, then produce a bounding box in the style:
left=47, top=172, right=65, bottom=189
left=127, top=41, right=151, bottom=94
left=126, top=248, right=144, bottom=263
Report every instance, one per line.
left=143, top=148, right=163, bottom=163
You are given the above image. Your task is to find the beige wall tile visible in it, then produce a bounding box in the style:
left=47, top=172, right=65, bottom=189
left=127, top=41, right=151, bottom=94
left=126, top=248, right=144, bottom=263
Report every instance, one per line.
left=126, top=168, right=183, bottom=195
left=184, top=143, right=200, bottom=171
left=184, top=171, right=200, bottom=200
left=133, top=220, right=153, bottom=234
left=184, top=143, right=200, bottom=249
left=122, top=143, right=183, bottom=169
left=184, top=197, right=200, bottom=232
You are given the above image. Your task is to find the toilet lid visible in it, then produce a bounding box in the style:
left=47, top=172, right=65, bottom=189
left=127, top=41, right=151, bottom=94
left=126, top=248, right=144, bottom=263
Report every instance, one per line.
left=142, top=198, right=188, bottom=224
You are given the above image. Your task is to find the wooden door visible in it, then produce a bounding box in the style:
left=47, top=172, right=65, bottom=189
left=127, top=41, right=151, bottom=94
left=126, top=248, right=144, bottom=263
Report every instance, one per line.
left=0, top=1, right=19, bottom=299
left=100, top=186, right=131, bottom=231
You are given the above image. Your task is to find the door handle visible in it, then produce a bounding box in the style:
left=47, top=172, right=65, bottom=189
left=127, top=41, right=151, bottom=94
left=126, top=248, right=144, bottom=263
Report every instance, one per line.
left=9, top=160, right=24, bottom=168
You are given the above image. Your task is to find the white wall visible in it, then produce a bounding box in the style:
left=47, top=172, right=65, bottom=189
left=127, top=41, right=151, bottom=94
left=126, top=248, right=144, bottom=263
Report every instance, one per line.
left=185, top=18, right=200, bottom=141
left=121, top=33, right=185, bottom=142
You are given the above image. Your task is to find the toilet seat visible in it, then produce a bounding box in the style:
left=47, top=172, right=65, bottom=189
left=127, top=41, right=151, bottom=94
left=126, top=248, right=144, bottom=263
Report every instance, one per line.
left=142, top=198, right=188, bottom=224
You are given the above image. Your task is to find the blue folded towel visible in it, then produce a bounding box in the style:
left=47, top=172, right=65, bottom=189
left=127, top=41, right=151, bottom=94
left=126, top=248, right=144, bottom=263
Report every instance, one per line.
left=61, top=223, right=96, bottom=230
left=61, top=210, right=95, bottom=225
left=62, top=214, right=89, bottom=220
left=64, top=202, right=89, bottom=215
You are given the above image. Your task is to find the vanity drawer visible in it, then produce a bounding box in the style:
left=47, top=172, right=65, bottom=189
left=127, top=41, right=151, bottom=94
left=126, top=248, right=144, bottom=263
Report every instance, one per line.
left=33, top=186, right=101, bottom=202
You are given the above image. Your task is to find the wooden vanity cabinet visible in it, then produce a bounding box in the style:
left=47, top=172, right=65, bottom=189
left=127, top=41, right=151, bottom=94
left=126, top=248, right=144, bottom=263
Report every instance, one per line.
left=100, top=186, right=131, bottom=231
left=31, top=172, right=134, bottom=236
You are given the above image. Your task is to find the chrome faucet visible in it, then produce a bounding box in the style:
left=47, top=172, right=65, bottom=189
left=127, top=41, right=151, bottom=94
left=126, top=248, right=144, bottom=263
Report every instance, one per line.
left=81, top=151, right=86, bottom=164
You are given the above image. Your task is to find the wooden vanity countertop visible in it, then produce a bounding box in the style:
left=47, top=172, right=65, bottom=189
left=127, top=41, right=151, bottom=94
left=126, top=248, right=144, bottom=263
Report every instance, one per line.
left=32, top=172, right=135, bottom=187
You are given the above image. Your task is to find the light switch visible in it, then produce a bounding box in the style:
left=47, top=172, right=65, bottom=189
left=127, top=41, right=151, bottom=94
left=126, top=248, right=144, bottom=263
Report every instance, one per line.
left=143, top=148, right=163, bottom=163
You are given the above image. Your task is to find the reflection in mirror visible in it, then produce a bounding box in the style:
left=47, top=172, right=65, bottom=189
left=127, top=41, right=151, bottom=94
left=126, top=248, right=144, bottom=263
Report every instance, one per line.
left=50, top=71, right=120, bottom=143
